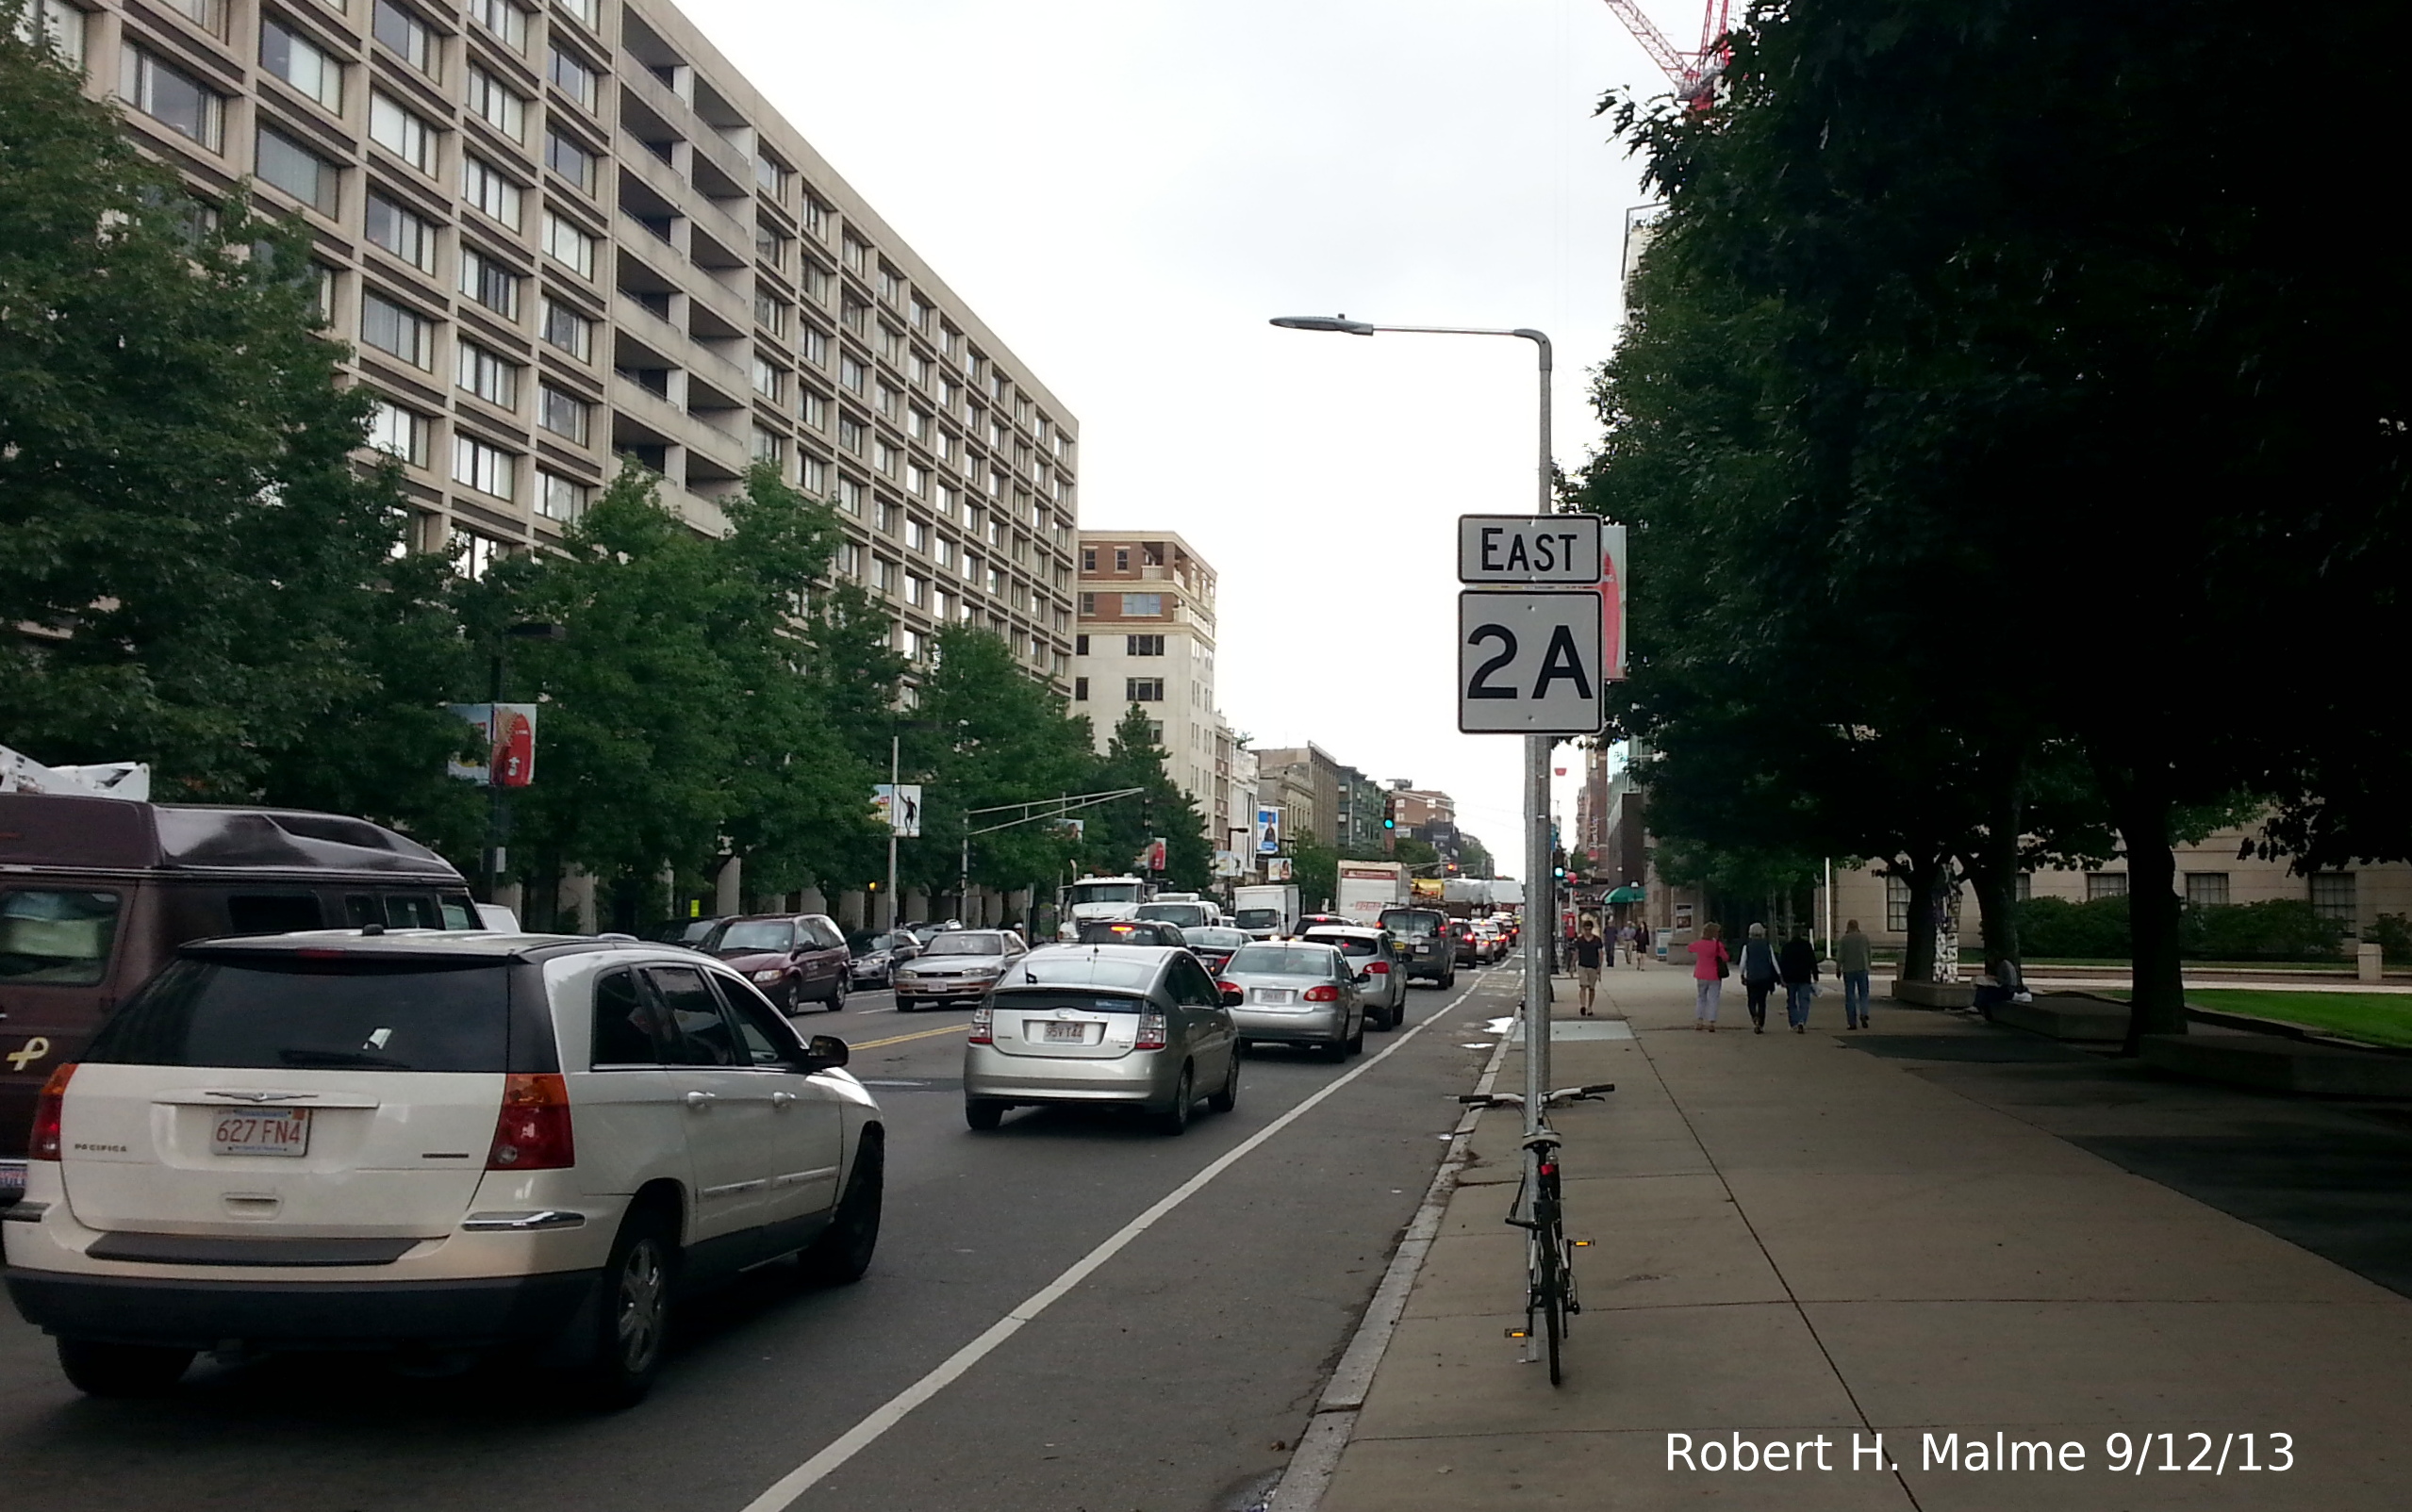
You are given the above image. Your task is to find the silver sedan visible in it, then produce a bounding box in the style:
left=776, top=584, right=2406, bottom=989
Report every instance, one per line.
left=1217, top=941, right=1366, bottom=1059
left=963, top=945, right=1240, bottom=1135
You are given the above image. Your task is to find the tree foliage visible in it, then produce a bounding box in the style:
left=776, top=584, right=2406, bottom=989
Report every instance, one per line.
left=1584, top=0, right=2407, bottom=1044
left=0, top=24, right=433, bottom=799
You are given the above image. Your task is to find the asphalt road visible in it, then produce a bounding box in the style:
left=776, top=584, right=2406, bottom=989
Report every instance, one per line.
left=0, top=966, right=1519, bottom=1512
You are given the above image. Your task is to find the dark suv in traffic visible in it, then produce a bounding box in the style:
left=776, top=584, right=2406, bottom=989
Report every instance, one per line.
left=1376, top=906, right=1454, bottom=989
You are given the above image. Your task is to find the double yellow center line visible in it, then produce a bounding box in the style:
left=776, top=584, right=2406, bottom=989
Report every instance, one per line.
left=845, top=1022, right=969, bottom=1051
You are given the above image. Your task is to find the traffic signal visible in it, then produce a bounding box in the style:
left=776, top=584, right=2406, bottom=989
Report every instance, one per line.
left=1551, top=846, right=1566, bottom=879
left=1382, top=795, right=1397, bottom=830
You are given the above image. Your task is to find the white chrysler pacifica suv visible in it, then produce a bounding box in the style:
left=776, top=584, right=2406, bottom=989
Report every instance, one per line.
left=2, top=930, right=884, bottom=1406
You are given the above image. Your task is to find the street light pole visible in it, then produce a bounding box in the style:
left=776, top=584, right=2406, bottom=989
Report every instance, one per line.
left=886, top=732, right=901, bottom=934
left=1268, top=315, right=1560, bottom=1111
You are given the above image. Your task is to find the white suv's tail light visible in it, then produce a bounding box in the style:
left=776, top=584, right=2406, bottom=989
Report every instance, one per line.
left=967, top=1005, right=994, bottom=1044
left=1367, top=961, right=1391, bottom=975
left=487, top=1073, right=575, bottom=1171
left=29, top=1063, right=75, bottom=1160
left=1135, top=1010, right=1168, bottom=1050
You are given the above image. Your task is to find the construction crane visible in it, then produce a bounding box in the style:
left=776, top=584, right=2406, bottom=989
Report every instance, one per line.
left=1598, top=1, right=1733, bottom=109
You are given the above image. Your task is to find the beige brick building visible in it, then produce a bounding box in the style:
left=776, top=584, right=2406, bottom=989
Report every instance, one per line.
left=1070, top=532, right=1229, bottom=812
left=25, top=0, right=1078, bottom=680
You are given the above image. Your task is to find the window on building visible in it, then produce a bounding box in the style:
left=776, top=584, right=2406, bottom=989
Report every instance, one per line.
left=465, top=67, right=527, bottom=143
left=537, top=384, right=591, bottom=444
left=451, top=529, right=506, bottom=580
left=1145, top=720, right=1164, bottom=744
left=843, top=235, right=867, bottom=273
left=2085, top=872, right=2129, bottom=902
left=1113, top=547, right=1132, bottom=572
left=467, top=0, right=529, bottom=52
left=801, top=261, right=831, bottom=302
left=370, top=92, right=438, bottom=174
left=256, top=127, right=339, bottom=213
left=458, top=246, right=521, bottom=320
left=455, top=341, right=520, bottom=409
left=754, top=155, right=789, bottom=198
left=543, top=213, right=595, bottom=277
left=365, top=194, right=436, bottom=271
left=540, top=296, right=594, bottom=360
left=1073, top=677, right=1089, bottom=701
left=751, top=353, right=786, bottom=402
left=750, top=424, right=785, bottom=464
left=548, top=43, right=599, bottom=110
left=755, top=225, right=790, bottom=271
left=1884, top=874, right=1911, bottom=933
left=2310, top=873, right=2358, bottom=929
left=875, top=499, right=899, bottom=535
left=905, top=518, right=930, bottom=553
left=359, top=291, right=434, bottom=368
left=1078, top=592, right=1095, bottom=616
left=1081, top=547, right=1098, bottom=571
left=800, top=391, right=829, bottom=429
left=934, top=536, right=955, bottom=568
left=800, top=454, right=828, bottom=493
left=1073, top=633, right=1089, bottom=655
left=840, top=355, right=867, bottom=393
left=2184, top=873, right=2230, bottom=909
left=906, top=463, right=929, bottom=496
left=121, top=46, right=223, bottom=148
left=874, top=440, right=899, bottom=477
left=1124, top=593, right=1163, bottom=616
left=365, top=399, right=429, bottom=467
left=1126, top=679, right=1165, bottom=702
left=261, top=19, right=343, bottom=111
left=754, top=293, right=790, bottom=336
left=461, top=156, right=521, bottom=229
left=536, top=468, right=588, bottom=523
left=554, top=0, right=600, bottom=27
left=903, top=573, right=926, bottom=607
left=372, top=1, right=436, bottom=78
left=838, top=477, right=867, bottom=515
left=452, top=435, right=517, bottom=499
left=1127, top=634, right=1165, bottom=656
left=839, top=417, right=865, bottom=455
left=17, top=0, right=88, bottom=65
left=801, top=326, right=830, bottom=366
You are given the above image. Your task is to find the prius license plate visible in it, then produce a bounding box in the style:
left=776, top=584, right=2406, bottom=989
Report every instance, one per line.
left=1043, top=1022, right=1088, bottom=1044
left=212, top=1109, right=311, bottom=1158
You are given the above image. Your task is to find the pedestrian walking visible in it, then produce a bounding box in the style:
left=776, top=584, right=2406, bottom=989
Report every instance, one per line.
left=1687, top=922, right=1730, bottom=1031
left=1838, top=918, right=1873, bottom=1028
left=1738, top=923, right=1780, bottom=1033
left=1779, top=927, right=1820, bottom=1032
left=1615, top=920, right=1637, bottom=967
left=1573, top=919, right=1606, bottom=1016
left=1632, top=919, right=1651, bottom=968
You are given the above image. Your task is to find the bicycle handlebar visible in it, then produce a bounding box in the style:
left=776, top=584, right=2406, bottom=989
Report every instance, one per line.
left=1455, top=1082, right=1615, bottom=1109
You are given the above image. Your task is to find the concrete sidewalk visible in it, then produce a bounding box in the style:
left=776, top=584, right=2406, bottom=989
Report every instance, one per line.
left=1304, top=964, right=2412, bottom=1510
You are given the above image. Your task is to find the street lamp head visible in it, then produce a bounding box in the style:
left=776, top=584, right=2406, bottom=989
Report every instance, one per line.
left=1269, top=314, right=1377, bottom=337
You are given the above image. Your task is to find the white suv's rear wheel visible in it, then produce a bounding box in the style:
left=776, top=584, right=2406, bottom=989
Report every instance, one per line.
left=577, top=1209, right=675, bottom=1408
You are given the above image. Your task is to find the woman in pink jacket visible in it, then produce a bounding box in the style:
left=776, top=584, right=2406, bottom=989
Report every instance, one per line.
left=1688, top=922, right=1731, bottom=1031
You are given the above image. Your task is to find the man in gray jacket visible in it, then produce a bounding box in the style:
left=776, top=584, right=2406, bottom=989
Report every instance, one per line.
left=1837, top=919, right=1874, bottom=1029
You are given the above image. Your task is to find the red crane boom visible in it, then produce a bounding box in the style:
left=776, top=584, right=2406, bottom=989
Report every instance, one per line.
left=1597, top=0, right=1733, bottom=107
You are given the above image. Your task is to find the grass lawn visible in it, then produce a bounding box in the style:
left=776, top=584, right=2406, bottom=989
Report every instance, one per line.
left=2100, top=988, right=2412, bottom=1048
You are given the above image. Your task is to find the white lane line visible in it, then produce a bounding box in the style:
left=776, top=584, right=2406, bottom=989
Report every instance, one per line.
left=737, top=971, right=1495, bottom=1512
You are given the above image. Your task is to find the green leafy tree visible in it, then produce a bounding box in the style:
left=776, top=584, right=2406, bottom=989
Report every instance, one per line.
left=1588, top=0, right=2408, bottom=1045
left=1287, top=830, right=1339, bottom=913
left=0, top=23, right=419, bottom=797
left=1084, top=704, right=1212, bottom=892
left=903, top=627, right=1097, bottom=912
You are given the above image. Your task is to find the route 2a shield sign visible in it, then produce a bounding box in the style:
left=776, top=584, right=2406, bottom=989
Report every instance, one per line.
left=1457, top=590, right=1607, bottom=735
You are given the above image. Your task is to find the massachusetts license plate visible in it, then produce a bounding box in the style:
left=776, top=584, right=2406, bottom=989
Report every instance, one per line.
left=1042, top=1022, right=1088, bottom=1043
left=212, top=1109, right=311, bottom=1158
left=1253, top=988, right=1296, bottom=1005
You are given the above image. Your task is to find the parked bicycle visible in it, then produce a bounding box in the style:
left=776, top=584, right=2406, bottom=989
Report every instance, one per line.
left=1460, top=1080, right=1614, bottom=1383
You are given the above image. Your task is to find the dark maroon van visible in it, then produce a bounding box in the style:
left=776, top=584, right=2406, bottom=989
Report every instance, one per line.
left=0, top=794, right=477, bottom=1205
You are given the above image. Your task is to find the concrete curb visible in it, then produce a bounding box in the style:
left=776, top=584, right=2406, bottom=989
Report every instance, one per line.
left=1264, top=999, right=1519, bottom=1512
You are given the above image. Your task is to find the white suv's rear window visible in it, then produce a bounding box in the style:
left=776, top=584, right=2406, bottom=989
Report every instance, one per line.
left=86, top=956, right=512, bottom=1072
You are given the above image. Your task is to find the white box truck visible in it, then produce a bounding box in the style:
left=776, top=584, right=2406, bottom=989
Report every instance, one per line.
left=1335, top=862, right=1412, bottom=928
left=1231, top=883, right=1299, bottom=940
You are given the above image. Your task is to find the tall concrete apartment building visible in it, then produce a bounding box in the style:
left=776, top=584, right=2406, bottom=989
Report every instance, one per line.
left=28, top=0, right=1079, bottom=678
left=1071, top=532, right=1246, bottom=830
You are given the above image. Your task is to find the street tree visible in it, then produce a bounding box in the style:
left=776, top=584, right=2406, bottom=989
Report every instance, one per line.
left=0, top=24, right=420, bottom=797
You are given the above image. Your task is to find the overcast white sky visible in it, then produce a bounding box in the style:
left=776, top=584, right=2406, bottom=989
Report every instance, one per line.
left=684, top=0, right=1669, bottom=870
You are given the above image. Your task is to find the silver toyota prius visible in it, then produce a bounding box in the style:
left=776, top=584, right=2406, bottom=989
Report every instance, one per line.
left=962, top=945, right=1240, bottom=1135
left=1217, top=940, right=1367, bottom=1059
